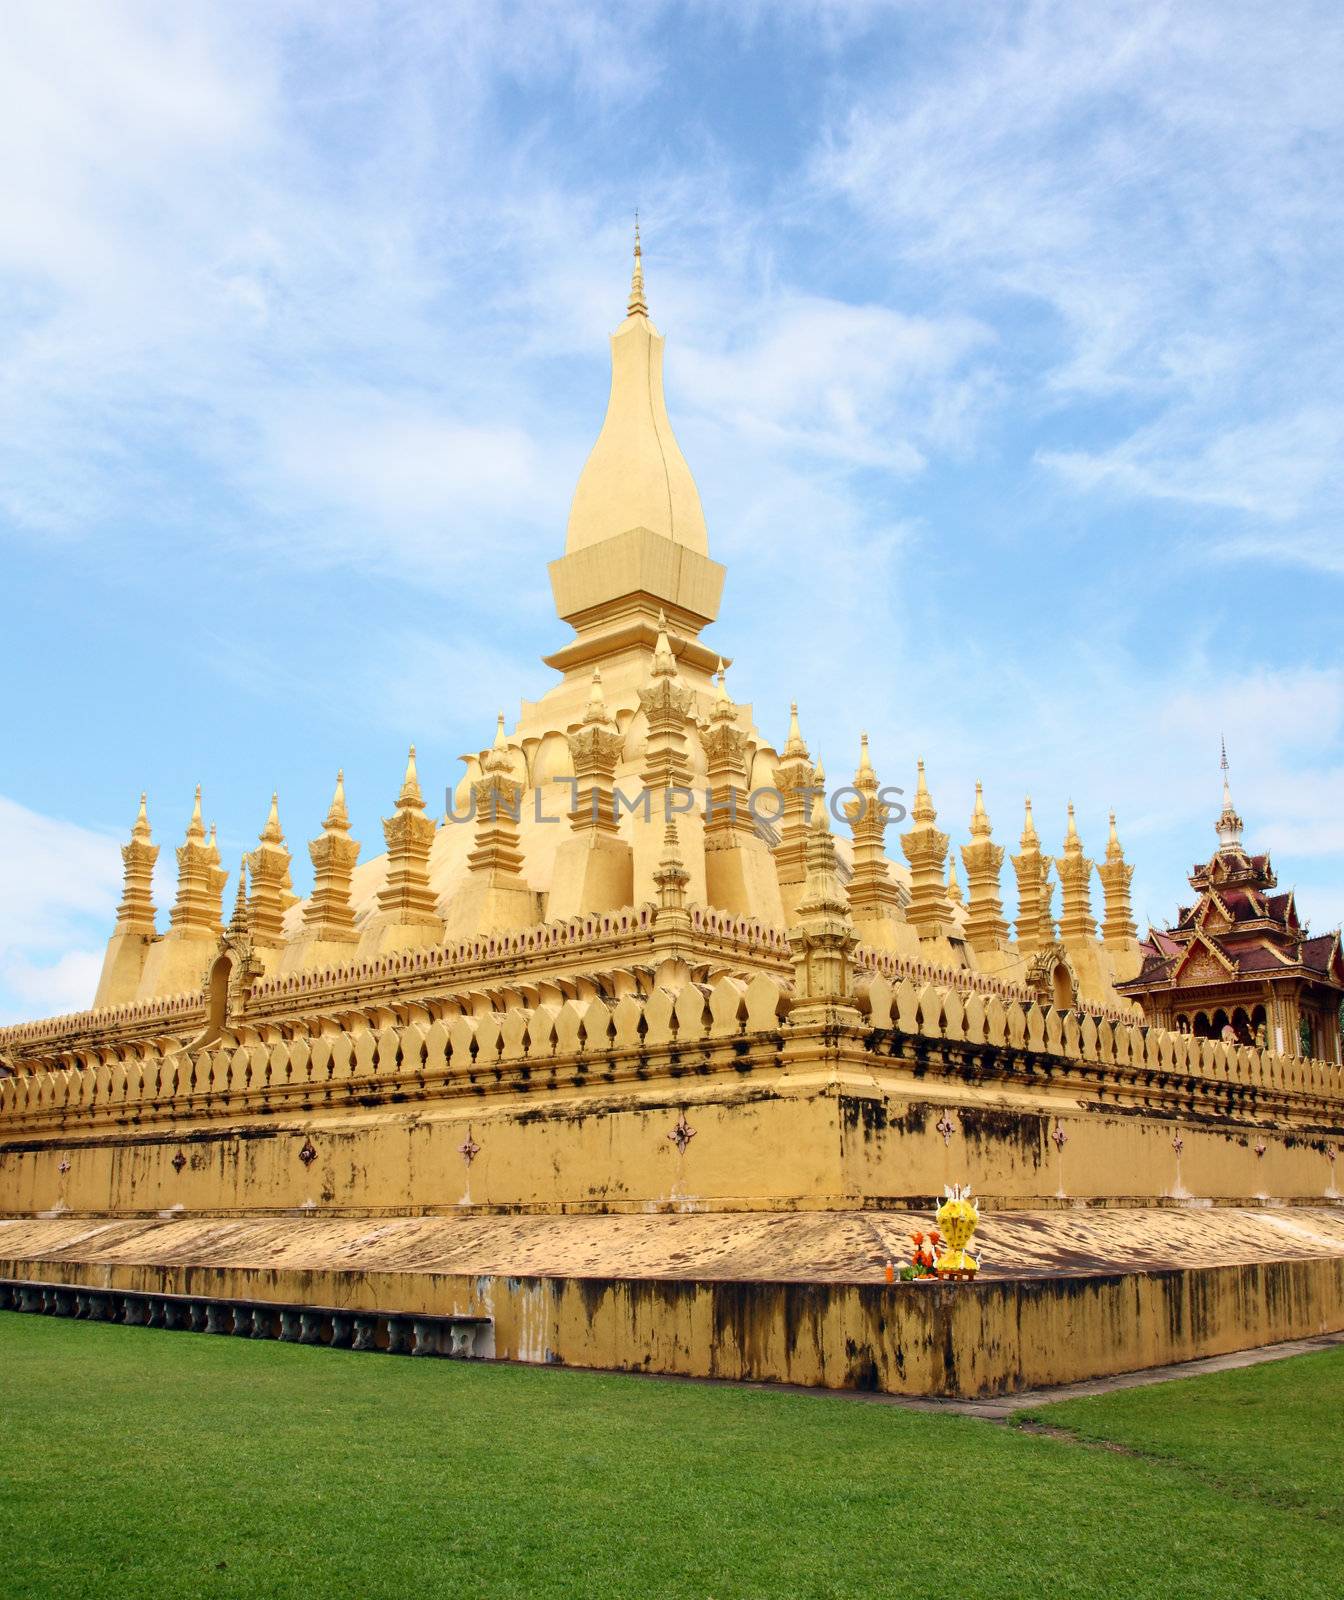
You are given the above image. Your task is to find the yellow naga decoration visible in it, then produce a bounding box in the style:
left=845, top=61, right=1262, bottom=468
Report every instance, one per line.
left=934, top=1184, right=980, bottom=1279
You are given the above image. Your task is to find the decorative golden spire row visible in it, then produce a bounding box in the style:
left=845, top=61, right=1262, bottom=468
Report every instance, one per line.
left=1055, top=802, right=1096, bottom=945
left=377, top=744, right=440, bottom=926
left=900, top=760, right=955, bottom=941
left=168, top=786, right=225, bottom=938
left=305, top=770, right=360, bottom=944
left=247, top=792, right=297, bottom=949
left=960, top=782, right=1009, bottom=954
left=844, top=733, right=902, bottom=921
left=1097, top=809, right=1137, bottom=945
left=627, top=218, right=648, bottom=318
left=113, top=793, right=159, bottom=935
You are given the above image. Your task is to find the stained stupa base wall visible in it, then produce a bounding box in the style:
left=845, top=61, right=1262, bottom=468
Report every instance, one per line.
left=2, top=1209, right=1342, bottom=1398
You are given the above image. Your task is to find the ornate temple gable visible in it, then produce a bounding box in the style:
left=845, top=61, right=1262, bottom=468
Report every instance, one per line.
left=1169, top=931, right=1240, bottom=987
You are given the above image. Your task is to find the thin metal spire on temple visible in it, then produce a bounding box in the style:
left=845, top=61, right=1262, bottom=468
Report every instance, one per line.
left=627, top=216, right=648, bottom=318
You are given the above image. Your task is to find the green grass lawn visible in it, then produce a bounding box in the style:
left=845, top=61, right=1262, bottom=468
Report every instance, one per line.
left=2, top=1313, right=1341, bottom=1600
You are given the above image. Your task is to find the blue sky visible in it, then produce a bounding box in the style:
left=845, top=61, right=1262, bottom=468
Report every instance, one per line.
left=2, top=0, right=1342, bottom=1022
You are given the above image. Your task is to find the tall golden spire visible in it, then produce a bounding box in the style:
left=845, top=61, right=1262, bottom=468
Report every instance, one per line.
left=845, top=732, right=902, bottom=922
left=248, top=791, right=296, bottom=949
left=113, top=792, right=158, bottom=934
left=305, top=769, right=360, bottom=945
left=1011, top=796, right=1051, bottom=955
left=398, top=743, right=424, bottom=808
left=169, top=786, right=225, bottom=937
left=961, top=783, right=1008, bottom=953
left=378, top=744, right=440, bottom=928
left=627, top=217, right=648, bottom=318
left=900, top=760, right=955, bottom=941
left=1055, top=803, right=1096, bottom=944
left=1098, top=809, right=1137, bottom=946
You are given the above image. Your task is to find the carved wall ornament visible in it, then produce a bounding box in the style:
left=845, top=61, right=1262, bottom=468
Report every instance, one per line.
left=298, top=1138, right=317, bottom=1166
left=668, top=1113, right=696, bottom=1154
left=935, top=1112, right=956, bottom=1145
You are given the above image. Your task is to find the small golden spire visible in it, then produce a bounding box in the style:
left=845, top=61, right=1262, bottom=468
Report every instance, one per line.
left=398, top=743, right=424, bottom=808
left=969, top=780, right=991, bottom=839
left=132, top=792, right=152, bottom=841
left=260, top=790, right=283, bottom=846
left=946, top=855, right=964, bottom=906
left=1021, top=796, right=1039, bottom=848
left=627, top=217, right=648, bottom=318
left=1064, top=801, right=1080, bottom=848
left=324, top=769, right=349, bottom=832
left=207, top=822, right=219, bottom=861
left=856, top=732, right=876, bottom=783
left=912, top=759, right=937, bottom=826
left=810, top=763, right=829, bottom=831
left=711, top=658, right=734, bottom=720
left=651, top=608, right=677, bottom=678
left=187, top=784, right=204, bottom=841
left=229, top=855, right=249, bottom=931
left=584, top=668, right=609, bottom=725
left=1106, top=810, right=1123, bottom=862
left=783, top=701, right=809, bottom=760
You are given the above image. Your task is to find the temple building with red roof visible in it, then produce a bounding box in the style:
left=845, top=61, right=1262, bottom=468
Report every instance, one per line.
left=1118, top=746, right=1344, bottom=1060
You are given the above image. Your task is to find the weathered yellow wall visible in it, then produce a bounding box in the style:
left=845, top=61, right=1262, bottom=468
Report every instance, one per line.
left=4, top=1253, right=1340, bottom=1398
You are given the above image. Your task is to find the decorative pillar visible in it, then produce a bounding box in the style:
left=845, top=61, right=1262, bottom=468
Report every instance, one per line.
left=136, top=786, right=227, bottom=999
left=960, top=783, right=1009, bottom=956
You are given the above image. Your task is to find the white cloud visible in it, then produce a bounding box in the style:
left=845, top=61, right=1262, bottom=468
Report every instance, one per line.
left=0, top=796, right=122, bottom=1023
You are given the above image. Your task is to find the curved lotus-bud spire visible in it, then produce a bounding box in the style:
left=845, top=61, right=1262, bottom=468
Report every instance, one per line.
left=397, top=744, right=424, bottom=809
left=710, top=658, right=735, bottom=721
left=1064, top=801, right=1081, bottom=850
left=946, top=855, right=964, bottom=906
left=260, top=791, right=283, bottom=846
left=565, top=231, right=708, bottom=557
left=782, top=701, right=809, bottom=761
left=627, top=218, right=648, bottom=318
left=131, top=791, right=152, bottom=841
left=969, top=780, right=991, bottom=840
left=1020, top=796, right=1039, bottom=849
left=654, top=817, right=690, bottom=912
left=809, top=763, right=829, bottom=831
left=482, top=714, right=514, bottom=777
left=324, top=769, right=350, bottom=832
left=207, top=822, right=219, bottom=861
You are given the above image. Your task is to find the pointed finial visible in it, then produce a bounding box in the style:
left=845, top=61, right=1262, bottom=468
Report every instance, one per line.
left=1065, top=801, right=1080, bottom=845
left=324, top=769, right=349, bottom=832
left=260, top=790, right=283, bottom=845
left=398, top=743, right=424, bottom=808
left=857, top=732, right=876, bottom=782
left=131, top=792, right=152, bottom=841
left=970, top=780, right=991, bottom=838
left=230, top=855, right=249, bottom=927
left=1106, top=809, right=1123, bottom=861
left=912, top=759, right=936, bottom=825
left=584, top=667, right=609, bottom=724
left=187, top=784, right=204, bottom=841
left=946, top=855, right=964, bottom=906
left=810, top=763, right=830, bottom=832
left=711, top=658, right=734, bottom=719
left=493, top=713, right=507, bottom=750
left=1021, top=796, right=1039, bottom=847
left=627, top=217, right=648, bottom=318
left=650, top=609, right=678, bottom=678
left=783, top=701, right=809, bottom=760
